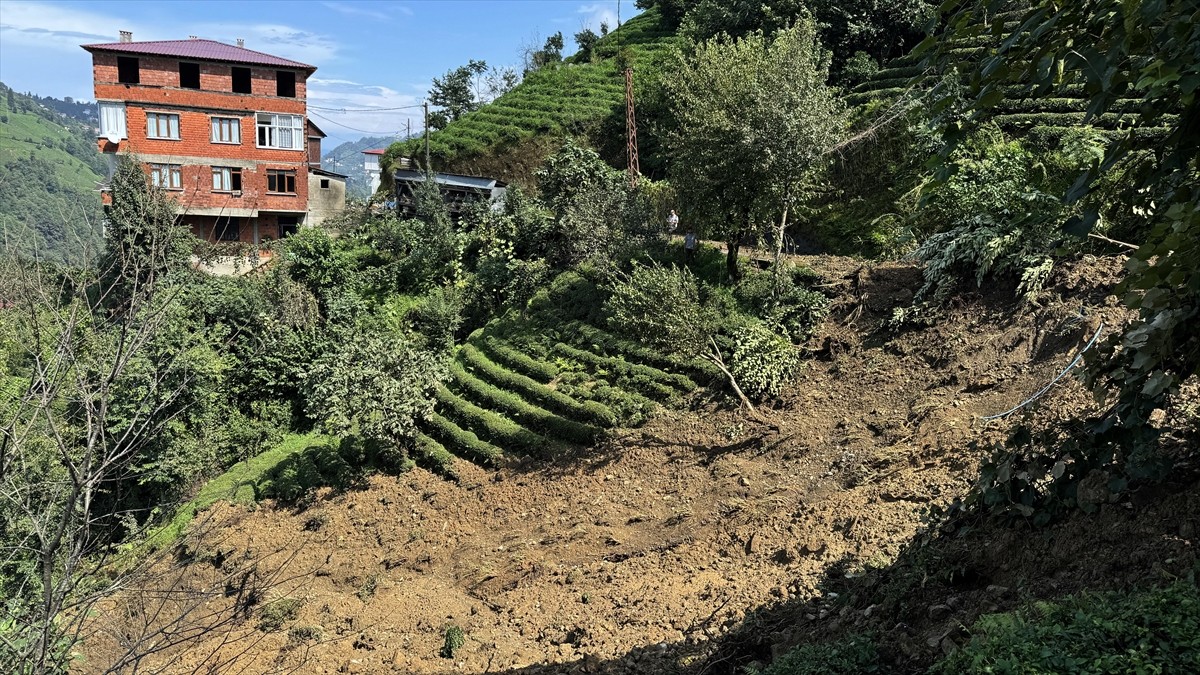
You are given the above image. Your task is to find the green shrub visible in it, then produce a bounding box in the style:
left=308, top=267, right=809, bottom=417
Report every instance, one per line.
left=441, top=624, right=466, bottom=659
left=434, top=385, right=553, bottom=458
left=447, top=361, right=601, bottom=445
left=733, top=267, right=829, bottom=341
left=413, top=433, right=457, bottom=480
left=526, top=270, right=608, bottom=325
left=604, top=263, right=714, bottom=355
left=258, top=597, right=303, bottom=632
left=931, top=581, right=1200, bottom=674
left=732, top=322, right=802, bottom=400
left=480, top=335, right=559, bottom=382
left=423, top=412, right=504, bottom=466
left=567, top=321, right=720, bottom=381
left=551, top=341, right=694, bottom=396
left=459, top=343, right=616, bottom=428
left=758, top=634, right=879, bottom=674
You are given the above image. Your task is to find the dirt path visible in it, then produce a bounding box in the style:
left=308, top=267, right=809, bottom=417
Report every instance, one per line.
left=80, top=257, right=1130, bottom=674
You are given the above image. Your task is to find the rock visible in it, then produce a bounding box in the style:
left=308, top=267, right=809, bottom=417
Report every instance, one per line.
left=1076, top=469, right=1112, bottom=509
left=928, top=604, right=953, bottom=620
left=939, top=636, right=958, bottom=657
left=800, top=539, right=826, bottom=555
left=1180, top=521, right=1195, bottom=540
left=745, top=533, right=760, bottom=555
left=986, top=585, right=1009, bottom=597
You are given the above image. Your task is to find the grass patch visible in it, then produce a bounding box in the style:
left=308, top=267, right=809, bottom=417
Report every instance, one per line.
left=144, top=433, right=325, bottom=551
left=931, top=581, right=1200, bottom=674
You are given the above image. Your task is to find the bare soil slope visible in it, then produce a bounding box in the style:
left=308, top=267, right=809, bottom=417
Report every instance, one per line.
left=83, top=254, right=1139, bottom=674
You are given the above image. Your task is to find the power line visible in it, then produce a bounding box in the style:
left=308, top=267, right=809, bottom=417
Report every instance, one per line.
left=308, top=103, right=426, bottom=113
left=308, top=110, right=408, bottom=136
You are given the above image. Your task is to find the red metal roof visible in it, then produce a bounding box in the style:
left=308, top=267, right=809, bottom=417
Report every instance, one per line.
left=363, top=149, right=387, bottom=155
left=81, top=39, right=316, bottom=72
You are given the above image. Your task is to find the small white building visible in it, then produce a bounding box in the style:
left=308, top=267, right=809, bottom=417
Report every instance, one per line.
left=363, top=148, right=385, bottom=195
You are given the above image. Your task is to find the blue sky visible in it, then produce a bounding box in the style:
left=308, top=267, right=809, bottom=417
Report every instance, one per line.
left=0, top=0, right=635, bottom=145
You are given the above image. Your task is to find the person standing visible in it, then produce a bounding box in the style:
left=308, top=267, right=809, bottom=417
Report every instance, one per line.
left=667, top=209, right=679, bottom=232
left=684, top=229, right=698, bottom=263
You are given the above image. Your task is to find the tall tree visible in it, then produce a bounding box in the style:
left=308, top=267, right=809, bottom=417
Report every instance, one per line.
left=428, top=60, right=489, bottom=128
left=667, top=21, right=845, bottom=279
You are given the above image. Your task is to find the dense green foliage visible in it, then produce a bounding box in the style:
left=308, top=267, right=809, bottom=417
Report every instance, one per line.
left=932, top=581, right=1200, bottom=674
left=0, top=82, right=105, bottom=264
left=667, top=21, right=845, bottom=279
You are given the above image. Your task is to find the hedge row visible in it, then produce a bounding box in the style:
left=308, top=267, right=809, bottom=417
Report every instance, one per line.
left=552, top=341, right=694, bottom=398
left=434, top=385, right=553, bottom=458
left=991, top=111, right=1160, bottom=131
left=567, top=321, right=721, bottom=382
left=851, top=74, right=927, bottom=94
left=459, top=343, right=617, bottom=428
left=413, top=433, right=457, bottom=479
left=423, top=411, right=504, bottom=467
left=448, top=361, right=601, bottom=446
left=480, top=336, right=559, bottom=382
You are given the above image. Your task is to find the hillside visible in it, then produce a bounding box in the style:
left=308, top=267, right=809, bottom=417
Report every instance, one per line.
left=0, top=82, right=105, bottom=264
left=77, top=252, right=1191, bottom=674
left=386, top=7, right=680, bottom=183
left=322, top=134, right=406, bottom=200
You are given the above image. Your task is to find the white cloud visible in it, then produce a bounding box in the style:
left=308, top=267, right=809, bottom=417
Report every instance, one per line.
left=194, top=22, right=341, bottom=65
left=0, top=2, right=158, bottom=50
left=577, top=2, right=620, bottom=36
left=306, top=78, right=424, bottom=142
left=321, top=1, right=391, bottom=22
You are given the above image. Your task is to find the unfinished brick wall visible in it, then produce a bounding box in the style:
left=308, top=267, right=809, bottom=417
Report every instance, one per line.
left=91, top=49, right=312, bottom=216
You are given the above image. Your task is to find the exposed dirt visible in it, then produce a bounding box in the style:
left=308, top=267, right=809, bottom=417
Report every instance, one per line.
left=82, top=254, right=1161, bottom=674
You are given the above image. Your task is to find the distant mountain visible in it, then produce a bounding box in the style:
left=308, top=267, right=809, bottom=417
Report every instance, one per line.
left=321, top=134, right=406, bottom=200
left=0, top=82, right=106, bottom=265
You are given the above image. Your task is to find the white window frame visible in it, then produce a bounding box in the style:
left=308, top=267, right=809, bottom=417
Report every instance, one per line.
left=149, top=163, right=182, bottom=190
left=255, top=112, right=304, bottom=150
left=98, top=101, right=127, bottom=139
left=211, top=166, right=242, bottom=192
left=210, top=116, right=241, bottom=144
left=146, top=111, right=181, bottom=140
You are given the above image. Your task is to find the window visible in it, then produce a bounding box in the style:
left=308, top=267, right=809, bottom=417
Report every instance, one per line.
left=146, top=112, right=180, bottom=140
left=267, top=169, right=296, bottom=193
left=256, top=113, right=304, bottom=150
left=276, top=70, right=295, bottom=97
left=149, top=163, right=181, bottom=190
left=98, top=102, right=126, bottom=139
left=210, top=116, right=241, bottom=144
left=211, top=167, right=242, bottom=192
left=278, top=216, right=300, bottom=238
left=179, top=62, right=200, bottom=89
left=117, top=56, right=139, bottom=84
left=232, top=67, right=252, bottom=94
left=320, top=178, right=330, bottom=189
left=215, top=217, right=241, bottom=242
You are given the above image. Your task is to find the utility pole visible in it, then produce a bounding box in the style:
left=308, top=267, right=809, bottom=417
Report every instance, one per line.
left=407, top=117, right=411, bottom=140
left=423, top=100, right=431, bottom=169
left=624, top=67, right=640, bottom=189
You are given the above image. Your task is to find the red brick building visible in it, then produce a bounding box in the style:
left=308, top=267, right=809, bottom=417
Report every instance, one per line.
left=82, top=32, right=345, bottom=246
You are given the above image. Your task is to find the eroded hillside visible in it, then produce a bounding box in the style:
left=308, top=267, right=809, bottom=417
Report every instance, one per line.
left=79, top=254, right=1144, bottom=674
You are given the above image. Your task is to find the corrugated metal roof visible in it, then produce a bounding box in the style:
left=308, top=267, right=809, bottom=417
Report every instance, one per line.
left=81, top=39, right=316, bottom=72
left=362, top=149, right=387, bottom=155
left=393, top=169, right=507, bottom=191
